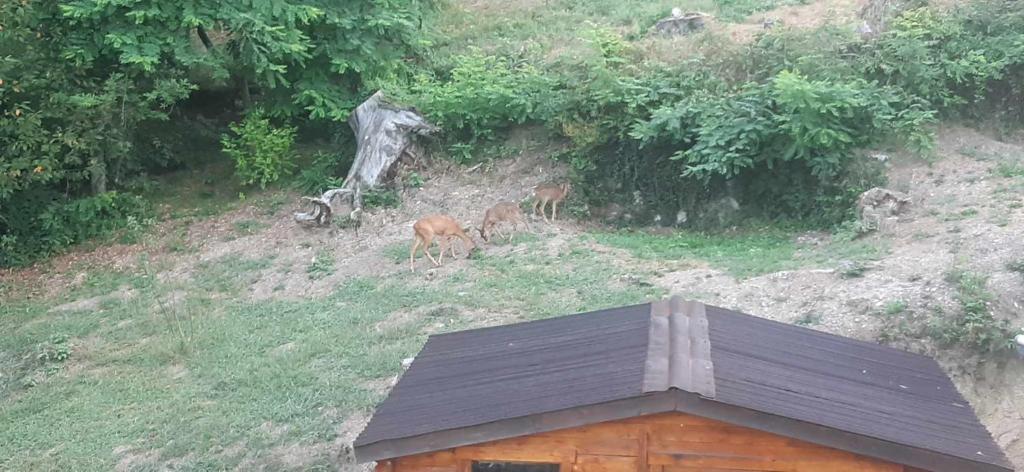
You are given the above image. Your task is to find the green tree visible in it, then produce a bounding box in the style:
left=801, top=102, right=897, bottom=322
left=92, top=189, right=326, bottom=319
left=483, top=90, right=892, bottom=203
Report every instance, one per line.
left=0, top=0, right=435, bottom=265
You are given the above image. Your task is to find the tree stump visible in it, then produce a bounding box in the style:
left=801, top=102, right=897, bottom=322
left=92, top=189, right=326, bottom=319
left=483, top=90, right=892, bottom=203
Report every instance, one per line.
left=295, top=91, right=438, bottom=226
left=653, top=11, right=710, bottom=37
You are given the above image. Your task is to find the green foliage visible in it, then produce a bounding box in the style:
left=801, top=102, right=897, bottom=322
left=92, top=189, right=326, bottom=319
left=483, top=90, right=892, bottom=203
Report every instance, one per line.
left=307, top=250, right=336, bottom=280
left=37, top=335, right=72, bottom=364
left=714, top=0, right=809, bottom=22
left=1007, top=259, right=1024, bottom=275
left=0, top=191, right=151, bottom=267
left=680, top=72, right=934, bottom=181
left=929, top=271, right=1016, bottom=356
left=407, top=52, right=557, bottom=146
left=794, top=312, right=822, bottom=326
left=1, top=0, right=434, bottom=266
left=294, top=151, right=353, bottom=194
left=405, top=172, right=425, bottom=188
left=222, top=112, right=297, bottom=188
left=363, top=188, right=402, bottom=209
left=862, top=2, right=1024, bottom=117
left=884, top=300, right=908, bottom=316
left=411, top=1, right=1021, bottom=229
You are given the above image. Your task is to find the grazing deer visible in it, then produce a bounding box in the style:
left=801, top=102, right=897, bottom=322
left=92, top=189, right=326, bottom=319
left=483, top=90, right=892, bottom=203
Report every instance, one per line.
left=532, top=182, right=571, bottom=222
left=478, top=201, right=531, bottom=243
left=409, top=215, right=476, bottom=272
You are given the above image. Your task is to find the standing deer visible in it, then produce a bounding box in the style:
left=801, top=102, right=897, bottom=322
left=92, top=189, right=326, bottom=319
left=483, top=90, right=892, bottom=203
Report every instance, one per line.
left=409, top=215, right=476, bottom=272
left=478, top=201, right=531, bottom=243
left=532, top=182, right=571, bottom=222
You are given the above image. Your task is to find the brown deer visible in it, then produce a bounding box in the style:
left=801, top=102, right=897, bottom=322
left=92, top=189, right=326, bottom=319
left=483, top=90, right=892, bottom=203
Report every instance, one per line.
left=409, top=215, right=476, bottom=272
left=532, top=182, right=571, bottom=222
left=478, top=201, right=531, bottom=243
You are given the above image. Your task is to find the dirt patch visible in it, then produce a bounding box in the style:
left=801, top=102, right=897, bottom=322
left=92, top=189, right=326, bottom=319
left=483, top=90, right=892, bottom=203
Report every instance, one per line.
left=114, top=446, right=161, bottom=472
left=267, top=342, right=296, bottom=358
left=49, top=285, right=137, bottom=313
left=234, top=413, right=372, bottom=472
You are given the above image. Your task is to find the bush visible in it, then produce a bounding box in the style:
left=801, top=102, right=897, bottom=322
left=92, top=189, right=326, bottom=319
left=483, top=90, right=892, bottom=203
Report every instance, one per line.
left=928, top=271, right=1016, bottom=356
left=293, top=151, right=352, bottom=194
left=861, top=3, right=1024, bottom=117
left=406, top=52, right=558, bottom=148
left=222, top=111, right=297, bottom=188
left=0, top=191, right=151, bottom=267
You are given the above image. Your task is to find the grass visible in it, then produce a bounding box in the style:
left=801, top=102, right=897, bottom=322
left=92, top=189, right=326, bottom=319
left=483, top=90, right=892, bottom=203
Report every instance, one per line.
left=884, top=300, right=907, bottom=316
left=306, top=250, right=336, bottom=280
left=995, top=161, right=1024, bottom=178
left=232, top=219, right=268, bottom=236
left=794, top=312, right=822, bottom=326
left=590, top=228, right=886, bottom=278
left=0, top=234, right=662, bottom=470
left=432, top=0, right=799, bottom=64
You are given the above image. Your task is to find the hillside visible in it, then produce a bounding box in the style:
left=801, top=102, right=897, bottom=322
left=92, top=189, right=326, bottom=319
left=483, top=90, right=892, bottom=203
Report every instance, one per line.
left=3, top=124, right=1023, bottom=470
left=2, top=0, right=1024, bottom=470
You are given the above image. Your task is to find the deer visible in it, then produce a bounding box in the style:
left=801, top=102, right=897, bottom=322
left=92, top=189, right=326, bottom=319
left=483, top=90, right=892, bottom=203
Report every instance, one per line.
left=409, top=215, right=477, bottom=272
left=532, top=182, right=571, bottom=222
left=478, top=201, right=531, bottom=243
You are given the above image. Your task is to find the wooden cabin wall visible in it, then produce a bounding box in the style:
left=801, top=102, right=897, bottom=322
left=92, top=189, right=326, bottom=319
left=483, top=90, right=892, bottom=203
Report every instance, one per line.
left=375, top=412, right=912, bottom=472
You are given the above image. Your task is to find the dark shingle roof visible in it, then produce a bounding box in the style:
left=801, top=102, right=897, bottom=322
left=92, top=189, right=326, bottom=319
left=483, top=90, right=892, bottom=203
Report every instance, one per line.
left=354, top=298, right=1012, bottom=472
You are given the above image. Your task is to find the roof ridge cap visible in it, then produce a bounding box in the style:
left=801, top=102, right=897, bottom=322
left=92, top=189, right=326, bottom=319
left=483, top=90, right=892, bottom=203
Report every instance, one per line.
left=642, top=296, right=715, bottom=397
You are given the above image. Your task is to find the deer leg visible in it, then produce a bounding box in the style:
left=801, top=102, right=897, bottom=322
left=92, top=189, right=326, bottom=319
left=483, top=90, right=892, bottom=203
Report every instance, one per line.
left=551, top=201, right=559, bottom=221
left=436, top=237, right=449, bottom=265
left=409, top=237, right=422, bottom=272
left=423, top=235, right=441, bottom=266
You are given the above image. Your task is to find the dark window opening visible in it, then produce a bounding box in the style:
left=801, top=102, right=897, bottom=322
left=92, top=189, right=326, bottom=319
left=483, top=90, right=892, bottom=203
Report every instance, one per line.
left=471, top=461, right=559, bottom=472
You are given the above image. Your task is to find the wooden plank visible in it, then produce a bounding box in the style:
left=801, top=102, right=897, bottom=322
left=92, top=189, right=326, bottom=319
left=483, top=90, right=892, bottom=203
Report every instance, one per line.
left=396, top=449, right=457, bottom=467
left=386, top=411, right=906, bottom=472
left=637, top=427, right=649, bottom=472
left=454, top=436, right=575, bottom=463
left=650, top=453, right=902, bottom=472
left=574, top=454, right=637, bottom=472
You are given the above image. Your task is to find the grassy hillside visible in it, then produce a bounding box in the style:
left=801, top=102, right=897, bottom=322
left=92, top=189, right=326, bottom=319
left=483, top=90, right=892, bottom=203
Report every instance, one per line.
left=3, top=0, right=1024, bottom=470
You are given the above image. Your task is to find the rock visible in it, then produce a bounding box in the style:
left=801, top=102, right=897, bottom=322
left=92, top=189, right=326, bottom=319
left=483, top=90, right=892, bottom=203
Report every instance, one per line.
left=401, top=357, right=415, bottom=369
left=857, top=187, right=911, bottom=233
left=653, top=11, right=709, bottom=37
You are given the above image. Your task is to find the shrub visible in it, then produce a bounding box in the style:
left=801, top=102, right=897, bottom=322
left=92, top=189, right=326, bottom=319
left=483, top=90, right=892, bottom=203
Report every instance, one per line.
left=407, top=52, right=558, bottom=146
left=928, top=271, right=1016, bottom=356
left=293, top=151, right=351, bottom=194
left=363, top=188, right=402, bottom=209
left=37, top=335, right=72, bottom=363
left=0, top=191, right=151, bottom=267
left=222, top=111, right=297, bottom=188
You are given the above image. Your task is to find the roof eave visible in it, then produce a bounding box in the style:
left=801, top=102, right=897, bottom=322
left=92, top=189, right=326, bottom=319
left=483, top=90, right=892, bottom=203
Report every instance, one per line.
left=354, top=390, right=1013, bottom=472
left=354, top=391, right=678, bottom=463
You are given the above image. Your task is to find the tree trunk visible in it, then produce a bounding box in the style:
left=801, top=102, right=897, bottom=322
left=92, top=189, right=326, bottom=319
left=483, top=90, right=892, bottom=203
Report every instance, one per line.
left=239, top=77, right=253, bottom=110
left=90, top=155, right=107, bottom=195
left=858, top=0, right=913, bottom=38
left=196, top=25, right=214, bottom=51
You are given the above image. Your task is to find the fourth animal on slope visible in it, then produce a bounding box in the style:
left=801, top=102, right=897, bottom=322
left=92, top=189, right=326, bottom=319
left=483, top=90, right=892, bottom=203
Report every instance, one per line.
left=532, top=182, right=571, bottom=223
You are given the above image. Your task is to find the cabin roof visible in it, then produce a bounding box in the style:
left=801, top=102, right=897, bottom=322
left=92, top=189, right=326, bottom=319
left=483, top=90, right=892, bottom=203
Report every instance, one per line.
left=354, top=297, right=1012, bottom=472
